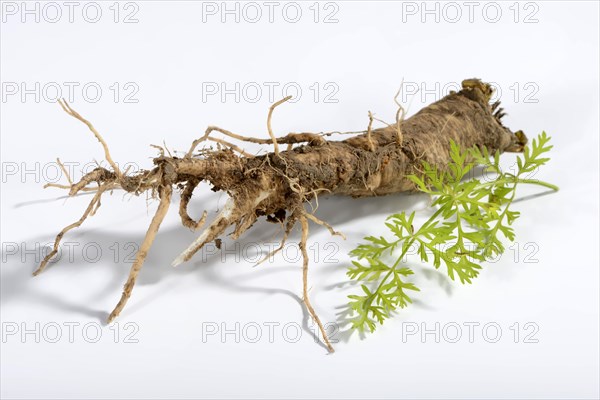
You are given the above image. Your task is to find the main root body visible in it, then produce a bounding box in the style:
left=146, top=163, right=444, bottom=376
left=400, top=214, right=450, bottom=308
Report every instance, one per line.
left=36, top=79, right=526, bottom=352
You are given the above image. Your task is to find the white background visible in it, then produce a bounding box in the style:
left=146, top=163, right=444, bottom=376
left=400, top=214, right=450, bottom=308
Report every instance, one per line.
left=1, top=1, right=599, bottom=398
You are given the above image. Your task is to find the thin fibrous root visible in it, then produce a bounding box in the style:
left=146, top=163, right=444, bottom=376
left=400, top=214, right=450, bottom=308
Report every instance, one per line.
left=150, top=144, right=166, bottom=157
left=179, top=179, right=208, bottom=231
left=299, top=214, right=334, bottom=353
left=254, top=218, right=294, bottom=267
left=33, top=184, right=108, bottom=276
left=366, top=111, right=376, bottom=152
left=304, top=211, right=346, bottom=240
left=107, top=185, right=173, bottom=323
left=393, top=80, right=406, bottom=145
left=232, top=213, right=258, bottom=240
left=305, top=188, right=331, bottom=214
left=267, top=95, right=292, bottom=157
left=185, top=126, right=259, bottom=158
left=56, top=157, right=73, bottom=185
left=44, top=183, right=107, bottom=192
left=186, top=126, right=326, bottom=158
left=207, top=137, right=255, bottom=158
left=185, top=96, right=326, bottom=159
left=57, top=99, right=122, bottom=180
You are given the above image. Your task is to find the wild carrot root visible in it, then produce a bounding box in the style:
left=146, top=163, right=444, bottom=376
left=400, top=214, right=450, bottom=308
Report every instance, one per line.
left=35, top=78, right=527, bottom=352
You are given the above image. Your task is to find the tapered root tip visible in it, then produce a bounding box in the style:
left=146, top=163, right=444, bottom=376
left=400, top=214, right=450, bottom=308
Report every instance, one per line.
left=32, top=263, right=46, bottom=276
left=171, top=255, right=186, bottom=267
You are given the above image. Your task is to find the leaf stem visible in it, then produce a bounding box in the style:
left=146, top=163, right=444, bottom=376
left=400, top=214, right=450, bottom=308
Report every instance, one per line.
left=372, top=206, right=446, bottom=296
left=472, top=177, right=558, bottom=193
left=516, top=178, right=559, bottom=191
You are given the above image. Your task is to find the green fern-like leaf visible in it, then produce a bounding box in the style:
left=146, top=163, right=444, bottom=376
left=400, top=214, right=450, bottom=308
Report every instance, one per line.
left=345, top=133, right=558, bottom=333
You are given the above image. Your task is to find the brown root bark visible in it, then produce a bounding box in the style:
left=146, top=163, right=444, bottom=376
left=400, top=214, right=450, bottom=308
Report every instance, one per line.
left=37, top=79, right=527, bottom=352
